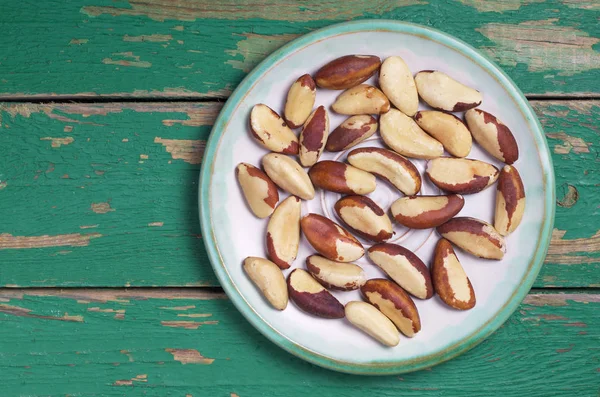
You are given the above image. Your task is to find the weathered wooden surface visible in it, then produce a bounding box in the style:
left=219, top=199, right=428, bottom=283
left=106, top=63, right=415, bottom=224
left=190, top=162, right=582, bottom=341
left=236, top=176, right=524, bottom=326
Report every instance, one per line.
left=0, top=101, right=597, bottom=288
left=0, top=0, right=599, bottom=98
left=0, top=289, right=598, bottom=396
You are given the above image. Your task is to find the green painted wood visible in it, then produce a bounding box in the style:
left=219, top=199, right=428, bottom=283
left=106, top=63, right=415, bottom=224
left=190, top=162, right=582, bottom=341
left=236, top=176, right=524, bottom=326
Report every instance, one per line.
left=0, top=289, right=598, bottom=396
left=0, top=0, right=598, bottom=98
left=0, top=101, right=598, bottom=288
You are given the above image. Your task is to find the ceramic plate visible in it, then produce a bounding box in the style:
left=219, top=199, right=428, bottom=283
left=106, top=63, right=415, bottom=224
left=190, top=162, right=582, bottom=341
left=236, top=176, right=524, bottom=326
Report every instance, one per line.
left=199, top=20, right=554, bottom=375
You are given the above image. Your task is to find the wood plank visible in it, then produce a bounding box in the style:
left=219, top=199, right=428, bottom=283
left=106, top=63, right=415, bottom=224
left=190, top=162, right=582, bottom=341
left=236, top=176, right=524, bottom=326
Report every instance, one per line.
left=0, top=101, right=598, bottom=288
left=0, top=1, right=598, bottom=98
left=0, top=289, right=598, bottom=396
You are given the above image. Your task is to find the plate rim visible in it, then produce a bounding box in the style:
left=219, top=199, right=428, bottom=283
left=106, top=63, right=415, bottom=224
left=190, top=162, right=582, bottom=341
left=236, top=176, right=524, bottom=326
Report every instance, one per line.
left=199, top=19, right=555, bottom=375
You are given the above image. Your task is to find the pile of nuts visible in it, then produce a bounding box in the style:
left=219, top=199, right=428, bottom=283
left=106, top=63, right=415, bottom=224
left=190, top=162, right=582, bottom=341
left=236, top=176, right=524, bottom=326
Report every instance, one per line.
left=236, top=54, right=526, bottom=346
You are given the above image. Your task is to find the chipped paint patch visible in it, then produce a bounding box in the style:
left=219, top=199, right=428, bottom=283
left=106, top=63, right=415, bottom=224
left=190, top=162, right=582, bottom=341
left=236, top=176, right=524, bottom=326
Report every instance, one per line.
left=458, top=0, right=544, bottom=12
left=148, top=222, right=164, bottom=227
left=40, top=136, right=74, bottom=148
left=103, top=52, right=152, bottom=68
left=557, top=184, right=579, bottom=208
left=0, top=304, right=83, bottom=322
left=140, top=154, right=149, bottom=160
left=160, top=320, right=218, bottom=329
left=161, top=105, right=220, bottom=127
left=154, top=137, right=205, bottom=164
left=547, top=132, right=591, bottom=154
left=80, top=224, right=99, bottom=229
left=123, top=34, right=172, bottom=42
left=0, top=233, right=101, bottom=249
left=165, top=349, right=214, bottom=365
left=226, top=33, right=299, bottom=72
left=91, top=202, right=115, bottom=214
left=177, top=313, right=212, bottom=318
left=159, top=305, right=195, bottom=310
left=546, top=229, right=600, bottom=264
left=0, top=181, right=6, bottom=189
left=120, top=350, right=135, bottom=362
left=524, top=293, right=600, bottom=306
left=113, top=374, right=147, bottom=386
left=87, top=307, right=126, bottom=319
left=477, top=22, right=600, bottom=75
left=64, top=125, right=73, bottom=132
left=69, top=38, right=89, bottom=45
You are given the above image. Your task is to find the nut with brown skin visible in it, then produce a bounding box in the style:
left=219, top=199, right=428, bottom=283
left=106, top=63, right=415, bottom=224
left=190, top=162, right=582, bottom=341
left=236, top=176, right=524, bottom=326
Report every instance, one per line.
left=308, top=161, right=376, bottom=195
left=426, top=157, right=499, bottom=195
left=361, top=279, right=421, bottom=337
left=306, top=255, right=366, bottom=291
left=414, top=71, right=482, bottom=112
left=325, top=115, right=378, bottom=152
left=437, top=217, right=506, bottom=260
left=367, top=243, right=433, bottom=299
left=379, top=56, right=419, bottom=116
left=495, top=165, right=525, bottom=236
left=249, top=104, right=299, bottom=154
left=236, top=163, right=279, bottom=218
left=432, top=239, right=476, bottom=310
left=332, top=84, right=390, bottom=115
left=284, top=74, right=316, bottom=129
left=345, top=301, right=400, bottom=347
left=301, top=213, right=364, bottom=262
left=391, top=195, right=464, bottom=229
left=334, top=195, right=393, bottom=242
left=266, top=196, right=301, bottom=269
left=287, top=268, right=345, bottom=318
left=314, top=55, right=381, bottom=90
left=414, top=110, right=472, bottom=158
left=243, top=257, right=288, bottom=310
left=262, top=153, right=315, bottom=200
left=347, top=147, right=421, bottom=195
left=465, top=109, right=519, bottom=164
left=380, top=108, right=444, bottom=159
left=299, top=105, right=329, bottom=167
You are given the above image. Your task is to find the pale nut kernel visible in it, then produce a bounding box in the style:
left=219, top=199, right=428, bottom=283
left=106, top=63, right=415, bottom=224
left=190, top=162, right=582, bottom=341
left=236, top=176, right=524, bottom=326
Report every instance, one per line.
left=347, top=147, right=421, bottom=195
left=367, top=243, right=433, bottom=299
left=243, top=256, right=288, bottom=310
left=334, top=195, right=393, bottom=242
left=266, top=196, right=301, bottom=269
left=432, top=239, right=476, bottom=310
left=287, top=268, right=345, bottom=318
left=262, top=153, right=315, bottom=200
left=325, top=115, right=378, bottom=152
left=414, top=71, right=482, bottom=112
left=249, top=104, right=299, bottom=154
left=301, top=213, right=364, bottom=262
left=361, top=279, right=421, bottom=337
left=332, top=84, right=390, bottom=115
left=306, top=255, right=366, bottom=291
left=414, top=110, right=472, bottom=158
left=308, top=160, right=376, bottom=195
left=380, top=108, right=444, bottom=159
left=465, top=109, right=519, bottom=164
left=437, top=217, right=506, bottom=260
left=236, top=163, right=279, bottom=218
left=379, top=56, right=419, bottom=116
left=299, top=105, right=329, bottom=167
left=391, top=194, right=464, bottom=229
left=314, top=55, right=381, bottom=90
left=426, top=157, right=499, bottom=195
left=495, top=165, right=525, bottom=236
left=284, top=74, right=316, bottom=129
left=345, top=301, right=400, bottom=347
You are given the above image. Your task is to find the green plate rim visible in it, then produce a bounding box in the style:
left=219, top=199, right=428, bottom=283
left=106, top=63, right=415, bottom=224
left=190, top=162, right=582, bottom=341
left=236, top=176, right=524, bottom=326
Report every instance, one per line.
left=199, top=20, right=555, bottom=375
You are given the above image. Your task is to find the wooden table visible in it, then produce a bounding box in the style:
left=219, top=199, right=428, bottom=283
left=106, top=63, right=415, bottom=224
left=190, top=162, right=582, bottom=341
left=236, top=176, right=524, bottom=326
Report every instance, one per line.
left=1, top=1, right=598, bottom=395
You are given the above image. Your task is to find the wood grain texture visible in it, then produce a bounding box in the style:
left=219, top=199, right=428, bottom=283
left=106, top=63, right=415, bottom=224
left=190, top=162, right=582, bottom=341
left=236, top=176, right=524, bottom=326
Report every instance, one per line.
left=0, top=289, right=598, bottom=396
left=0, top=0, right=598, bottom=98
left=0, top=101, right=597, bottom=287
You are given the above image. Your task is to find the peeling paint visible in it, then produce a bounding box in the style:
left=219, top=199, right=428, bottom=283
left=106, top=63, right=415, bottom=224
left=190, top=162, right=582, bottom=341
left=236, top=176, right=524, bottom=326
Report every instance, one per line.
left=123, top=34, right=172, bottom=42
left=524, top=293, right=600, bottom=306
left=547, top=132, right=591, bottom=154
left=557, top=184, right=579, bottom=208
left=148, top=222, right=164, bottom=227
left=0, top=304, right=83, bottom=322
left=458, top=0, right=544, bottom=12
left=477, top=22, right=600, bottom=75
left=226, top=33, right=299, bottom=72
left=159, top=305, right=195, bottom=310
left=161, top=105, right=220, bottom=127
left=0, top=233, right=101, bottom=249
left=91, top=202, right=115, bottom=214
left=546, top=229, right=600, bottom=264
left=154, top=137, right=205, bottom=164
left=40, top=136, right=74, bottom=148
left=176, top=313, right=212, bottom=318
left=69, top=39, right=89, bottom=45
left=113, top=374, right=147, bottom=386
left=103, top=52, right=152, bottom=68
left=160, top=320, right=218, bottom=329
left=165, top=348, right=214, bottom=365
left=87, top=307, right=126, bottom=319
